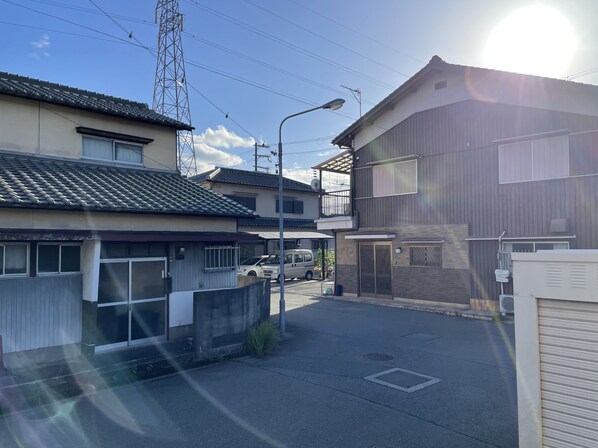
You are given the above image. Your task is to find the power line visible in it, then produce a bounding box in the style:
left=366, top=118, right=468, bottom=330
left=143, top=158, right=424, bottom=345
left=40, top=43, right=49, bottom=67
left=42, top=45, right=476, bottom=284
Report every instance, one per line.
left=284, top=0, right=423, bottom=65
left=243, top=0, right=412, bottom=79
left=183, top=0, right=395, bottom=90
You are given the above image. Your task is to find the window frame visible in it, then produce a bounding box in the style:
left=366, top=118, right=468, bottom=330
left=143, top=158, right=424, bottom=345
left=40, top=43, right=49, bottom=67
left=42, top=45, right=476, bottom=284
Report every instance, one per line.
left=274, top=197, right=304, bottom=215
left=204, top=245, right=239, bottom=272
left=372, top=159, right=418, bottom=197
left=37, top=243, right=82, bottom=275
left=0, top=242, right=30, bottom=277
left=498, top=135, right=569, bottom=184
left=409, top=245, right=442, bottom=268
left=82, top=135, right=144, bottom=165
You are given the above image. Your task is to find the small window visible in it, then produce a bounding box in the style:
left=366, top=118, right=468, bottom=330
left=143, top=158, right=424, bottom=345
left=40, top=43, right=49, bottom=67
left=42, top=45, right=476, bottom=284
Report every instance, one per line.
left=409, top=246, right=441, bottom=267
left=275, top=198, right=304, bottom=214
left=0, top=243, right=29, bottom=276
left=225, top=195, right=257, bottom=211
left=38, top=244, right=81, bottom=274
left=294, top=254, right=304, bottom=263
left=373, top=159, right=417, bottom=197
left=204, top=245, right=239, bottom=272
left=83, top=136, right=143, bottom=165
left=304, top=252, right=313, bottom=262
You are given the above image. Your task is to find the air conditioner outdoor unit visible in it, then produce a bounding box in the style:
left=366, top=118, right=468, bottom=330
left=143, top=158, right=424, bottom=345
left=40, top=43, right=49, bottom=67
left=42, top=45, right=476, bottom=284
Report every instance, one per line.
left=499, top=294, right=515, bottom=314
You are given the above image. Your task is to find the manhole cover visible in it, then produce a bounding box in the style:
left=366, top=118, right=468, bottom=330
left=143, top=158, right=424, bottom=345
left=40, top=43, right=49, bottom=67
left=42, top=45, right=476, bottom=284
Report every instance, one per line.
left=363, top=353, right=393, bottom=361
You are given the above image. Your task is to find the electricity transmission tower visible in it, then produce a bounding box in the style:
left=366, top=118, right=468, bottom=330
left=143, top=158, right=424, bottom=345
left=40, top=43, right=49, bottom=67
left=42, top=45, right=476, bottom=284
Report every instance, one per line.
left=153, top=0, right=197, bottom=176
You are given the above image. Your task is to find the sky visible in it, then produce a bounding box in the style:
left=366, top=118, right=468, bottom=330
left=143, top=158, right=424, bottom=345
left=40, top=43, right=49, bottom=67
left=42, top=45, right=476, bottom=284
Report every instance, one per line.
left=2, top=0, right=598, bottom=188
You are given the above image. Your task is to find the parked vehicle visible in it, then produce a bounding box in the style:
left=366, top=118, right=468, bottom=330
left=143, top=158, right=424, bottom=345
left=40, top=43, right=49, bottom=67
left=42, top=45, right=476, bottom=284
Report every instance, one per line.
left=238, top=255, right=269, bottom=276
left=261, top=249, right=315, bottom=282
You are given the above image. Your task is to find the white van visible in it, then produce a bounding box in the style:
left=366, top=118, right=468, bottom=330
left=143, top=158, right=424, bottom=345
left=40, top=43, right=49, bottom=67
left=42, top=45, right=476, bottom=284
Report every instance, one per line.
left=261, top=249, right=315, bottom=282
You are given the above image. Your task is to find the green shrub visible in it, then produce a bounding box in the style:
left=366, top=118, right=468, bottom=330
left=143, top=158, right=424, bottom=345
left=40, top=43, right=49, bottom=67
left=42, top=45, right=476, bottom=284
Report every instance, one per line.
left=246, top=320, right=280, bottom=358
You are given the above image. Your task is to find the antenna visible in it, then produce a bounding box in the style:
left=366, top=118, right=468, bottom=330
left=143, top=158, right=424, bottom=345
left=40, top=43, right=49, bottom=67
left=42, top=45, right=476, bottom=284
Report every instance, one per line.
left=153, top=0, right=197, bottom=176
left=341, top=85, right=362, bottom=117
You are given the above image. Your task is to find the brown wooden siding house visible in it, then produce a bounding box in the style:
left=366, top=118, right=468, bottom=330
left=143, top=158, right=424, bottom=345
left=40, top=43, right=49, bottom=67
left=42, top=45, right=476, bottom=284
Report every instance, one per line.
left=0, top=72, right=254, bottom=359
left=316, top=56, right=598, bottom=312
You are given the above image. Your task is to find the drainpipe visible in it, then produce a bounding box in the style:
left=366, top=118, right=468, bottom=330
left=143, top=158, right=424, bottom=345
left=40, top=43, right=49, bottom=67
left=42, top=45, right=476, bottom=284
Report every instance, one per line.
left=0, top=335, right=5, bottom=375
left=498, top=230, right=506, bottom=296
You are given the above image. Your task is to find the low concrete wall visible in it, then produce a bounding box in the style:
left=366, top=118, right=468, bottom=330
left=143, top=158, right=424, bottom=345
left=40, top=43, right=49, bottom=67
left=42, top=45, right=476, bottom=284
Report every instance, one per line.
left=194, top=280, right=271, bottom=361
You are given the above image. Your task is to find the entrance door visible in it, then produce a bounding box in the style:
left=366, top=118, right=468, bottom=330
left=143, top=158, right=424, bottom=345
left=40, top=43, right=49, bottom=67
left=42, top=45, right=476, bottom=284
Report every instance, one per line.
left=359, top=243, right=392, bottom=298
left=97, top=258, right=167, bottom=350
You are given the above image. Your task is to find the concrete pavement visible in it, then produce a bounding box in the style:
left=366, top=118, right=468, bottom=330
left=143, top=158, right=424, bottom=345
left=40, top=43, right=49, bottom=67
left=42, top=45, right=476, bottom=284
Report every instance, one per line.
left=0, top=280, right=518, bottom=447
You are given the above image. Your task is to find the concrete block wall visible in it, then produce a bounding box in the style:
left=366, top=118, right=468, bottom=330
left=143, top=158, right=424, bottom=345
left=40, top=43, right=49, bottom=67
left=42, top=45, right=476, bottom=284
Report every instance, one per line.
left=193, top=280, right=271, bottom=361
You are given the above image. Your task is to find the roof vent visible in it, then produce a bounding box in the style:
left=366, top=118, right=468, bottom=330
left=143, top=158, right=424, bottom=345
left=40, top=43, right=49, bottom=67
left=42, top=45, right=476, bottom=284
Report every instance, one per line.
left=434, top=80, right=447, bottom=90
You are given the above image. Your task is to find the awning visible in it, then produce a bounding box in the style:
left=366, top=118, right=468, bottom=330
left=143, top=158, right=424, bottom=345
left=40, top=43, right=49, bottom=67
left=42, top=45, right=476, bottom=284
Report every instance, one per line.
left=345, top=232, right=396, bottom=240
left=245, top=231, right=333, bottom=240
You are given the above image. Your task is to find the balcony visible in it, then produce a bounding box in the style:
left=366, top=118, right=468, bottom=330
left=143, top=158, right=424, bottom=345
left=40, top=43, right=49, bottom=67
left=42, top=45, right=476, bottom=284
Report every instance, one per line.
left=312, top=150, right=357, bottom=231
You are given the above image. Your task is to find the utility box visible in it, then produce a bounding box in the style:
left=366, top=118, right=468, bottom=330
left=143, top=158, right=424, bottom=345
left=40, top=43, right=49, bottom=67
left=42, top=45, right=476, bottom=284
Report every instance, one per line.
left=512, top=250, right=598, bottom=448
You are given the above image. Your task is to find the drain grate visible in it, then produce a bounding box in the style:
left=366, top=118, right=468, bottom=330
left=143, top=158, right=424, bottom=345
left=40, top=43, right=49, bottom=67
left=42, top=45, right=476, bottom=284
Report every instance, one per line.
left=363, top=353, right=393, bottom=361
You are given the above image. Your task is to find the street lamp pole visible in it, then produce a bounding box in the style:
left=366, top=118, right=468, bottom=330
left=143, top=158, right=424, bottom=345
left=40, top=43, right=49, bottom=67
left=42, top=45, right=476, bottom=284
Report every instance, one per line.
left=277, top=98, right=345, bottom=334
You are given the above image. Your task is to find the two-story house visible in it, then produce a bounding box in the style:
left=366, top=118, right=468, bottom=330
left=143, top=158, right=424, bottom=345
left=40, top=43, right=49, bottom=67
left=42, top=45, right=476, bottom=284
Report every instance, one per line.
left=191, top=167, right=332, bottom=260
left=0, top=72, right=255, bottom=358
left=316, top=56, right=598, bottom=312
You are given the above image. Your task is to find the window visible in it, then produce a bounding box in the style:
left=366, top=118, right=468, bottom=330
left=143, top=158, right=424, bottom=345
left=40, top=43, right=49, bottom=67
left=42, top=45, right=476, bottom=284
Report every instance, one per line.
left=275, top=198, right=304, bottom=214
left=373, top=159, right=417, bottom=197
left=499, top=135, right=569, bottom=183
left=204, top=245, right=239, bottom=272
left=0, top=243, right=29, bottom=276
left=409, top=246, right=441, bottom=267
left=37, top=244, right=81, bottom=274
left=569, top=131, right=598, bottom=176
left=225, top=195, right=256, bottom=211
left=500, top=241, right=569, bottom=273
left=83, top=136, right=143, bottom=164
left=294, top=254, right=304, bottom=263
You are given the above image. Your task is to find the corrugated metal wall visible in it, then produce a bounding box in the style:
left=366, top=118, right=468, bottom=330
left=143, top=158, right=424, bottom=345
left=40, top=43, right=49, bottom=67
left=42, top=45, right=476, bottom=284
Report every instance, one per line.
left=170, top=242, right=236, bottom=293
left=354, top=100, right=598, bottom=240
left=0, top=275, right=82, bottom=353
left=351, top=100, right=598, bottom=300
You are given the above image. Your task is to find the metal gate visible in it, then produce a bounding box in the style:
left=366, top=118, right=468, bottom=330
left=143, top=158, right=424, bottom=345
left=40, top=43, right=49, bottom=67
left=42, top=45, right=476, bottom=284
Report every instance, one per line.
left=359, top=243, right=392, bottom=299
left=538, top=299, right=598, bottom=447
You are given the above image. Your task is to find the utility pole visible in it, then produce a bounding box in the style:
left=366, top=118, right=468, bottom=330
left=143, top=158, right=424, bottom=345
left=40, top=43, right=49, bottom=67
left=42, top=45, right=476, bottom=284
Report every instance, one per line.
left=254, top=141, right=270, bottom=172
left=341, top=85, right=362, bottom=117
left=153, top=0, right=197, bottom=176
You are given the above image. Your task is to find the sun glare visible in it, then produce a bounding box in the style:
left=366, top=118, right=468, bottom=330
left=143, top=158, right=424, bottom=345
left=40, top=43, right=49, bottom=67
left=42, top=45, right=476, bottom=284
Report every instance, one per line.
left=484, top=4, right=577, bottom=78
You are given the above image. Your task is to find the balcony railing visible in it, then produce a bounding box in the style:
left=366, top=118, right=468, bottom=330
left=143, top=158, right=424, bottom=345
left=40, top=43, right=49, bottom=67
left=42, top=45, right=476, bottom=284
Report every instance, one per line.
left=321, top=189, right=351, bottom=217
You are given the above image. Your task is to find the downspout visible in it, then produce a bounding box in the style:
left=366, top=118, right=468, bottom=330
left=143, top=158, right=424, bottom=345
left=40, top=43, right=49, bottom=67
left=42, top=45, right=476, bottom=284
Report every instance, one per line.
left=498, top=230, right=506, bottom=296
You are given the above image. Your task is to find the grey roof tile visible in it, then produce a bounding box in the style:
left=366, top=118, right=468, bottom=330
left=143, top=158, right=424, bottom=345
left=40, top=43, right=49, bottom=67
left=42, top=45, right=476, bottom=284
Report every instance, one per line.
left=0, top=71, right=192, bottom=130
left=191, top=167, right=316, bottom=193
left=0, top=153, right=254, bottom=218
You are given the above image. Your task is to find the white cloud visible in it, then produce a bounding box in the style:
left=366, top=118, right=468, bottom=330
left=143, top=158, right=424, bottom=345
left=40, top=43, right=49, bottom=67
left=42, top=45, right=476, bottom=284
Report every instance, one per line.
left=282, top=166, right=316, bottom=187
left=31, top=34, right=50, bottom=49
left=196, top=125, right=254, bottom=149
left=30, top=34, right=51, bottom=59
left=193, top=125, right=253, bottom=173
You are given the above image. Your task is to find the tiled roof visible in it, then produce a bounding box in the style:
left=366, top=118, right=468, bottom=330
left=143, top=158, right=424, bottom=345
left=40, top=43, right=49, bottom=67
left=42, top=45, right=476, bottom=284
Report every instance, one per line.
left=238, top=217, right=316, bottom=228
left=0, top=153, right=254, bottom=218
left=0, top=71, right=192, bottom=130
left=191, top=167, right=316, bottom=193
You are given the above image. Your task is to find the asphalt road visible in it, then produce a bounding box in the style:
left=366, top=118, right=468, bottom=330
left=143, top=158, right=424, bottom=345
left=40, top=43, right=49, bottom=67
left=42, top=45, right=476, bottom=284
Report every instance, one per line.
left=0, top=282, right=518, bottom=447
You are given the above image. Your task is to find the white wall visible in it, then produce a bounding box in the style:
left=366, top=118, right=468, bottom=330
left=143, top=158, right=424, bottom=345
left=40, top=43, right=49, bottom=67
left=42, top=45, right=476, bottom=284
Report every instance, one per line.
left=0, top=95, right=178, bottom=171
left=205, top=183, right=319, bottom=220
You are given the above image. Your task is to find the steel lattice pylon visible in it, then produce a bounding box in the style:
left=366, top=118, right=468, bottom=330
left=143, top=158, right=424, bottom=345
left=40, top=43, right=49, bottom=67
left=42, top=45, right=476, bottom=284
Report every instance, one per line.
left=153, top=0, right=197, bottom=176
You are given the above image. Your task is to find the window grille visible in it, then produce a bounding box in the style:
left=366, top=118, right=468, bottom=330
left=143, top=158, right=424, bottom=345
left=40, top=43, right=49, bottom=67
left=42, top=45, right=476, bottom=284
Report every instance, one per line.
left=204, top=245, right=239, bottom=272
left=409, top=246, right=441, bottom=267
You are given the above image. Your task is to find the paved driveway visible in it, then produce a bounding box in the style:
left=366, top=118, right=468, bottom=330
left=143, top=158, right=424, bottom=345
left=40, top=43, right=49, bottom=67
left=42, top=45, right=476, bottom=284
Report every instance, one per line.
left=0, top=281, right=517, bottom=447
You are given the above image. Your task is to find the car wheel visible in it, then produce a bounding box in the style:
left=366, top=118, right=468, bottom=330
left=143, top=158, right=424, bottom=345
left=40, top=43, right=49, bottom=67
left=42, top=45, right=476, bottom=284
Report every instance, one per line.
left=248, top=271, right=257, bottom=276
left=305, top=271, right=313, bottom=280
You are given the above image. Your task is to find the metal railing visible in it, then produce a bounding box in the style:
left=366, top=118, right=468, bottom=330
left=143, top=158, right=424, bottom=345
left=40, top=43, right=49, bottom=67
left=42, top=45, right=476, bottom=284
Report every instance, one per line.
left=321, top=189, right=351, bottom=217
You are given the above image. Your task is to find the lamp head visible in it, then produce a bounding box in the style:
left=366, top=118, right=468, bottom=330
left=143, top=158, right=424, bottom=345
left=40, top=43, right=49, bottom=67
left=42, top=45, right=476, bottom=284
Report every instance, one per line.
left=321, top=98, right=345, bottom=111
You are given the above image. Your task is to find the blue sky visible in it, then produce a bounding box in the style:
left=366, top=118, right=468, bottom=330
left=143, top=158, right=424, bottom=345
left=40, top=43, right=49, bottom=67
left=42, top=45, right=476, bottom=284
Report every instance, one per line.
left=2, top=0, right=598, bottom=185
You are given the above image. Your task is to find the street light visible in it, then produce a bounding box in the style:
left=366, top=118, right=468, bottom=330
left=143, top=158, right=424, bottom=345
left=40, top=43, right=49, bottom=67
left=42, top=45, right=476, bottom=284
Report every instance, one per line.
left=277, top=98, right=345, bottom=334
